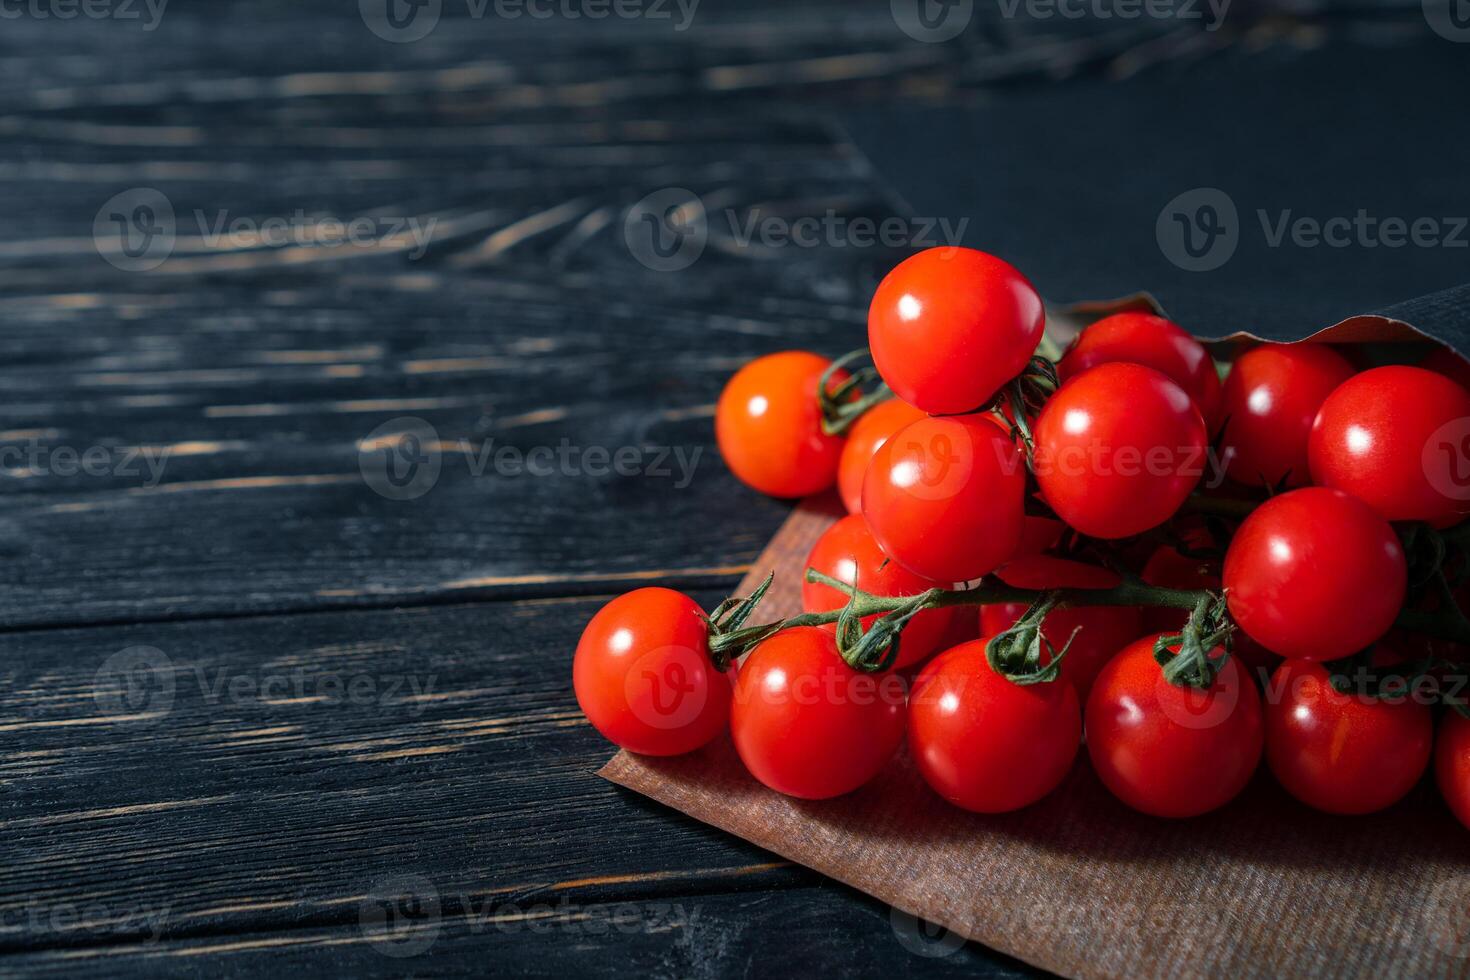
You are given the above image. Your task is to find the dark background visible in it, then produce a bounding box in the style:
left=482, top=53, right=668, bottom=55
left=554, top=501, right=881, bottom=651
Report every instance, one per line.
left=0, top=1, right=1461, bottom=975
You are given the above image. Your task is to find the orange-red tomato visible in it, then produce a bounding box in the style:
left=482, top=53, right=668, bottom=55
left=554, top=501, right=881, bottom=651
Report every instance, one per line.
left=731, top=626, right=906, bottom=799
left=1086, top=635, right=1263, bottom=818
left=1436, top=711, right=1470, bottom=831
left=909, top=638, right=1081, bottom=813
left=1033, top=363, right=1207, bottom=539
left=1308, top=365, right=1470, bottom=525
left=1264, top=658, right=1432, bottom=815
left=715, top=350, right=848, bottom=498
left=868, top=247, right=1044, bottom=415
left=800, top=513, right=955, bottom=670
left=835, top=398, right=926, bottom=514
left=1218, top=343, right=1355, bottom=488
left=573, top=588, right=735, bottom=756
left=1224, top=487, right=1406, bottom=661
left=862, top=413, right=1025, bottom=583
left=1058, top=312, right=1222, bottom=428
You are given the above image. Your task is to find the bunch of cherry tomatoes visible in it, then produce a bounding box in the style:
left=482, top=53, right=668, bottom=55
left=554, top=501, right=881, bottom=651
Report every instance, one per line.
left=574, top=245, right=1470, bottom=826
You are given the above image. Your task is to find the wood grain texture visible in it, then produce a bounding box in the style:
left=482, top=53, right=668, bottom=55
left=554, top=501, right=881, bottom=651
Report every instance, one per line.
left=0, top=592, right=820, bottom=951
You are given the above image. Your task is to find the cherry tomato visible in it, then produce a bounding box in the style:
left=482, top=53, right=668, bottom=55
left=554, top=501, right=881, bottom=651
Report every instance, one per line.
left=1308, top=365, right=1470, bottom=525
left=979, top=556, right=1142, bottom=698
left=731, top=626, right=906, bottom=799
left=862, top=413, right=1025, bottom=583
left=1058, top=312, right=1223, bottom=427
left=836, top=398, right=926, bottom=514
left=801, top=513, right=955, bottom=670
left=1263, top=658, right=1431, bottom=814
left=573, top=588, right=735, bottom=756
left=931, top=604, right=981, bottom=653
left=1218, top=343, right=1355, bottom=488
left=1086, top=635, right=1264, bottom=818
left=1012, top=515, right=1066, bottom=559
left=715, top=350, right=848, bottom=498
left=1033, top=363, right=1207, bottom=539
left=1223, top=487, right=1406, bottom=661
left=868, top=247, right=1044, bottom=415
left=1436, top=710, right=1470, bottom=831
left=1420, top=345, right=1470, bottom=391
left=909, top=639, right=1081, bottom=813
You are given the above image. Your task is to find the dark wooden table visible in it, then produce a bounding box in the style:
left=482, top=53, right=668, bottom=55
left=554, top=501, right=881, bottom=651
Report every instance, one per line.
left=0, top=3, right=1433, bottom=975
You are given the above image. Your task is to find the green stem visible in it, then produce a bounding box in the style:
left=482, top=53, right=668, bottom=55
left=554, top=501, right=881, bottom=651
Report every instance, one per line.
left=1179, top=493, right=1259, bottom=519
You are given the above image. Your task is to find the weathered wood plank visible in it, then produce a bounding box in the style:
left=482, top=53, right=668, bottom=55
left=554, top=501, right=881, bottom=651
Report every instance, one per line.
left=0, top=591, right=821, bottom=952
left=1, top=885, right=1037, bottom=979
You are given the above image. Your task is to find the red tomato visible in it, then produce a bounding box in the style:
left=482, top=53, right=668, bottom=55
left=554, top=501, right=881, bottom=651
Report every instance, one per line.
left=862, top=413, right=1025, bottom=583
left=930, top=605, right=981, bottom=654
left=1032, top=363, right=1207, bottom=539
left=1308, top=365, right=1470, bottom=525
left=836, top=398, right=927, bottom=514
left=1420, top=345, right=1470, bottom=391
left=1058, top=312, right=1223, bottom=427
left=1012, top=515, right=1065, bottom=559
left=573, top=588, right=735, bottom=756
left=1086, top=635, right=1264, bottom=818
left=1140, top=542, right=1279, bottom=679
left=979, top=556, right=1143, bottom=698
left=1263, top=658, right=1432, bottom=814
left=1436, top=711, right=1470, bottom=831
left=801, top=513, right=955, bottom=670
left=715, top=350, right=848, bottom=498
left=868, top=247, right=1044, bottom=415
left=909, top=639, right=1081, bottom=812
left=731, top=626, right=906, bottom=799
left=1224, top=487, right=1406, bottom=661
left=1218, top=343, right=1355, bottom=488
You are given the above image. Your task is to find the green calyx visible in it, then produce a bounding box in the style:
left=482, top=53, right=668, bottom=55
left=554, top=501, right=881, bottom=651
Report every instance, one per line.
left=1152, top=592, right=1235, bottom=689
